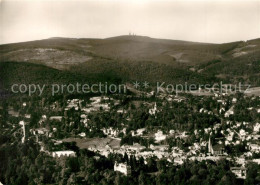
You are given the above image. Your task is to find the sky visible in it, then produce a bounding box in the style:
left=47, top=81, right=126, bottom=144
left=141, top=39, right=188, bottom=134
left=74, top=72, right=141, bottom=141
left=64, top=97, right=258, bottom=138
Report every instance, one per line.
left=1, top=0, right=260, bottom=44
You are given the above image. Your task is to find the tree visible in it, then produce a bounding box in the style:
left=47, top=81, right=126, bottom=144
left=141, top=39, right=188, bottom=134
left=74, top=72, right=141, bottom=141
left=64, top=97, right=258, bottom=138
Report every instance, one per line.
left=138, top=171, right=146, bottom=185
left=245, top=163, right=260, bottom=185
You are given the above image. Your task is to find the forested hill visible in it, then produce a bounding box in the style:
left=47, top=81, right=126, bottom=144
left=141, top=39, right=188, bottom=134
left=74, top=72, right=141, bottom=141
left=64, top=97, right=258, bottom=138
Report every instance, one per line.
left=0, top=36, right=260, bottom=86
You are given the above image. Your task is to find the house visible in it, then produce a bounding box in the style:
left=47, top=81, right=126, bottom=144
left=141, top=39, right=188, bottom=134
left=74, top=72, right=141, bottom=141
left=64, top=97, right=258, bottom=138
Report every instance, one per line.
left=49, top=116, right=63, bottom=122
left=204, top=128, right=212, bottom=134
left=39, top=115, right=47, bottom=125
left=114, top=162, right=131, bottom=175
left=90, top=97, right=101, bottom=103
left=66, top=99, right=80, bottom=110
left=179, top=131, right=190, bottom=138
left=252, top=159, right=260, bottom=164
left=225, top=106, right=234, bottom=117
left=230, top=167, right=246, bottom=179
left=88, top=97, right=110, bottom=112
left=150, top=144, right=169, bottom=151
left=153, top=150, right=168, bottom=159
left=173, top=157, right=184, bottom=165
left=154, top=130, right=166, bottom=142
left=131, top=128, right=146, bottom=136
left=239, top=129, right=246, bottom=140
left=253, top=123, right=260, bottom=133
left=32, top=128, right=49, bottom=137
left=173, top=97, right=185, bottom=102
left=128, top=143, right=146, bottom=152
left=24, top=114, right=31, bottom=119
left=208, top=137, right=225, bottom=155
left=52, top=151, right=76, bottom=157
left=248, top=143, right=260, bottom=152
left=217, top=99, right=224, bottom=104
left=80, top=114, right=87, bottom=119
left=212, top=144, right=225, bottom=155
left=8, top=108, right=19, bottom=117
left=235, top=157, right=246, bottom=166
left=78, top=132, right=86, bottom=137
left=117, top=109, right=124, bottom=113
left=102, top=127, right=119, bottom=137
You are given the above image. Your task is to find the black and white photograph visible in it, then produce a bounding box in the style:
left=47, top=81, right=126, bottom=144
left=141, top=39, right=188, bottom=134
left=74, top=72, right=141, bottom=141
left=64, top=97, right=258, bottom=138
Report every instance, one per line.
left=0, top=0, right=260, bottom=184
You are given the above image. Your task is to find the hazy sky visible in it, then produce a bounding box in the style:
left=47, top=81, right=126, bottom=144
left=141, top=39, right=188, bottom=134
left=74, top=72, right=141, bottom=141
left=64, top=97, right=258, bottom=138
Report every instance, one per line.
left=1, top=0, right=260, bottom=44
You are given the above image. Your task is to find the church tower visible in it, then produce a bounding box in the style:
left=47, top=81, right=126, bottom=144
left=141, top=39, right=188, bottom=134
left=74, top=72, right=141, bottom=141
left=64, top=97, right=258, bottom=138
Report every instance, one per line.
left=208, top=137, right=214, bottom=155
left=19, top=121, right=26, bottom=143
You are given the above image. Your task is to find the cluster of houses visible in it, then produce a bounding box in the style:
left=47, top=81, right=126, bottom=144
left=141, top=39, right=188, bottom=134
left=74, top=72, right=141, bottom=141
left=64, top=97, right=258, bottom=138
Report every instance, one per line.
left=81, top=97, right=112, bottom=113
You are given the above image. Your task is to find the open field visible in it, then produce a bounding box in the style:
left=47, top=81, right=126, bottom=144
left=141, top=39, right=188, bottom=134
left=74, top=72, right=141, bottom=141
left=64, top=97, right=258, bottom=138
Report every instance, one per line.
left=62, top=137, right=121, bottom=150
left=245, top=87, right=260, bottom=96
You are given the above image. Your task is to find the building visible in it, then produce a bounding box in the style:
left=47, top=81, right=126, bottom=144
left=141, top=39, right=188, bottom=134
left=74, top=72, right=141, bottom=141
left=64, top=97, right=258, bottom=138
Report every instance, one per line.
left=230, top=167, right=247, bottom=179
left=102, top=127, right=119, bottom=137
left=149, top=103, right=158, bottom=115
left=208, top=137, right=225, bottom=155
left=208, top=137, right=214, bottom=154
left=31, top=128, right=50, bottom=142
left=49, top=116, right=63, bottom=122
left=252, top=159, right=260, bottom=164
left=131, top=128, right=146, bottom=136
left=253, top=123, right=260, bottom=133
left=232, top=98, right=237, bottom=103
left=248, top=143, right=260, bottom=152
left=212, top=144, right=225, bottom=155
left=225, top=107, right=234, bottom=118
left=155, top=130, right=166, bottom=142
left=19, top=121, right=26, bottom=143
left=52, top=151, right=76, bottom=158
left=114, top=162, right=131, bottom=175
left=173, top=157, right=184, bottom=165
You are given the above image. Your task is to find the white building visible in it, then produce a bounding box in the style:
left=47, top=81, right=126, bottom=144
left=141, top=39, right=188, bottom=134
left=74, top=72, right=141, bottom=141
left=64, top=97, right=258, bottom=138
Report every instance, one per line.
left=131, top=128, right=146, bottom=136
left=149, top=103, right=158, bottom=115
left=253, top=123, right=260, bottom=133
left=79, top=132, right=86, bottom=137
left=114, top=162, right=131, bottom=175
left=19, top=121, right=26, bottom=143
left=102, top=127, right=119, bottom=137
left=248, top=143, right=260, bottom=152
left=225, top=106, right=234, bottom=118
left=230, top=167, right=246, bottom=179
left=52, top=151, right=76, bottom=157
left=49, top=116, right=63, bottom=122
left=155, top=130, right=166, bottom=142
left=25, top=114, right=31, bottom=119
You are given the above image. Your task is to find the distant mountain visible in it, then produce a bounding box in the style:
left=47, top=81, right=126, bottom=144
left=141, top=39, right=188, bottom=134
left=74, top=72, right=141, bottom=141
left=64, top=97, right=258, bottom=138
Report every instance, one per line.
left=1, top=35, right=260, bottom=86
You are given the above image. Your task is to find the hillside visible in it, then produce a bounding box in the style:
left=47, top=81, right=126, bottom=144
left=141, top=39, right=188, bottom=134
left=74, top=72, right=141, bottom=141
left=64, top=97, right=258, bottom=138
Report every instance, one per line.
left=0, top=35, right=260, bottom=86
left=0, top=62, right=89, bottom=97
left=0, top=35, right=244, bottom=67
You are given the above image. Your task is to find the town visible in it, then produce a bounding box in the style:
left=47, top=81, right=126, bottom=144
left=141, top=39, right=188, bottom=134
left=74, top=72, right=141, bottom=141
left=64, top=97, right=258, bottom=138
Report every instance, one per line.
left=1, top=84, right=260, bottom=184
